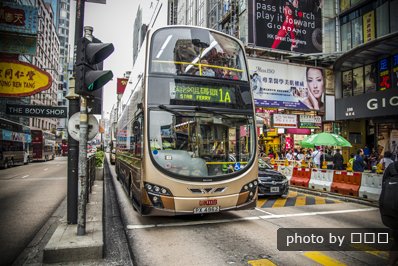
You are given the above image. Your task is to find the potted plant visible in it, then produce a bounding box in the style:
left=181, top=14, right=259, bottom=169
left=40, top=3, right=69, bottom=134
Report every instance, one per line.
left=95, top=150, right=105, bottom=180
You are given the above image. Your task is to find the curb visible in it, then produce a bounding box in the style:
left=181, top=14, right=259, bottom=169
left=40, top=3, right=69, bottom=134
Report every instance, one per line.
left=42, top=181, right=104, bottom=263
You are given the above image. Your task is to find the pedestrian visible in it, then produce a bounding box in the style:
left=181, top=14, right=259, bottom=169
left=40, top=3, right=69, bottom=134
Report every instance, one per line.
left=353, top=149, right=366, bottom=172
left=333, top=148, right=344, bottom=170
left=311, top=147, right=322, bottom=168
left=379, top=161, right=398, bottom=265
left=391, top=140, right=397, bottom=161
left=379, top=151, right=394, bottom=171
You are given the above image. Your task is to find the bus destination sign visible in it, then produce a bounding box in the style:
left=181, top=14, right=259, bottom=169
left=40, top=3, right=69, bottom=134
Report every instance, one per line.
left=170, top=83, right=236, bottom=104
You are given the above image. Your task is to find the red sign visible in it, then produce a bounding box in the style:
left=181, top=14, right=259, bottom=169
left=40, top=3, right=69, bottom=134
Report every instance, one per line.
left=199, top=199, right=217, bottom=206
left=117, top=78, right=128, bottom=94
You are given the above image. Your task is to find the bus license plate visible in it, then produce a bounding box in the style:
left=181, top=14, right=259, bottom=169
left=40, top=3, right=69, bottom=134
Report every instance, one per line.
left=270, top=187, right=279, bottom=192
left=193, top=206, right=220, bottom=214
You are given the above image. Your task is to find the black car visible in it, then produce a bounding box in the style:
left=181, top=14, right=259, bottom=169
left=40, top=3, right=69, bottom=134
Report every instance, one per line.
left=257, top=158, right=289, bottom=197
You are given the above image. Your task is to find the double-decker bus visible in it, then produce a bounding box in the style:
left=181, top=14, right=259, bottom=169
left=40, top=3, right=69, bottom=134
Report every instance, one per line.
left=31, top=129, right=56, bottom=161
left=115, top=26, right=258, bottom=215
left=0, top=118, right=31, bottom=169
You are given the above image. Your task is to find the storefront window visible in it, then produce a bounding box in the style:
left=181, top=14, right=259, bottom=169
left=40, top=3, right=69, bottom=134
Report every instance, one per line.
left=342, top=70, right=353, bottom=97
left=353, top=67, right=364, bottom=95
left=351, top=17, right=363, bottom=48
left=376, top=2, right=389, bottom=38
left=364, top=63, right=377, bottom=93
left=391, top=0, right=398, bottom=32
left=341, top=22, right=351, bottom=52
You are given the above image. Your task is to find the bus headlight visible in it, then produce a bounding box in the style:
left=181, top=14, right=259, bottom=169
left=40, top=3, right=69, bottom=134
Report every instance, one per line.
left=144, top=182, right=173, bottom=209
left=238, top=180, right=258, bottom=204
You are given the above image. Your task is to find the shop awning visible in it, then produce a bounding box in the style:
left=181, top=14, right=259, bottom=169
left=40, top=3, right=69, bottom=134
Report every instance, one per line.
left=334, top=31, right=398, bottom=71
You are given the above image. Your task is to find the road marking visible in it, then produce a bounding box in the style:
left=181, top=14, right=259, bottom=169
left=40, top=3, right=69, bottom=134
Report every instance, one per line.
left=126, top=207, right=378, bottom=229
left=273, top=197, right=288, bottom=208
left=44, top=168, right=48, bottom=171
left=295, top=195, right=306, bottom=206
left=21, top=175, right=29, bottom=179
left=351, top=243, right=388, bottom=260
left=254, top=208, right=274, bottom=215
left=304, top=251, right=347, bottom=266
left=258, top=192, right=341, bottom=208
left=315, top=196, right=326, bottom=204
left=248, top=258, right=276, bottom=266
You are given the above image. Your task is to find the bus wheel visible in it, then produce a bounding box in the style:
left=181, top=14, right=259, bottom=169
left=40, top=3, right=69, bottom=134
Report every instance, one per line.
left=3, top=160, right=9, bottom=169
left=9, top=159, right=14, bottom=167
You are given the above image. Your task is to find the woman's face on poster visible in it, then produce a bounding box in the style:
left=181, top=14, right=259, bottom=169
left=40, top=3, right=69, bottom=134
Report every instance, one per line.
left=307, top=68, right=324, bottom=99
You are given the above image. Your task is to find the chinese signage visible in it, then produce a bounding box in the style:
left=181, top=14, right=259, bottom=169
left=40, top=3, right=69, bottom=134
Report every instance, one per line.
left=117, top=78, right=128, bottom=94
left=335, top=89, right=398, bottom=120
left=392, top=54, right=398, bottom=90
left=248, top=0, right=323, bottom=53
left=299, top=115, right=321, bottom=129
left=0, top=60, right=52, bottom=97
left=272, top=114, right=297, bottom=128
left=0, top=32, right=37, bottom=55
left=0, top=3, right=38, bottom=35
left=170, top=83, right=236, bottom=104
left=363, top=11, right=375, bottom=44
left=378, top=58, right=390, bottom=91
left=249, top=59, right=324, bottom=111
left=6, top=104, right=67, bottom=118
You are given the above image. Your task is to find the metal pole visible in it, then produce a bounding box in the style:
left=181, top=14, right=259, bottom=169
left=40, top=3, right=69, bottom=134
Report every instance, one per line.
left=67, top=0, right=85, bottom=224
left=77, top=96, right=88, bottom=235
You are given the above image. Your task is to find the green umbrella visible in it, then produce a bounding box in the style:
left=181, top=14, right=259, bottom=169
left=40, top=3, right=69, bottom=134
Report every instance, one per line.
left=301, top=132, right=352, bottom=147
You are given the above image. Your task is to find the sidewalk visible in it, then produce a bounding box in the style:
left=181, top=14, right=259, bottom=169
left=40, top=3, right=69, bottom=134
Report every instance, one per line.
left=14, top=155, right=132, bottom=265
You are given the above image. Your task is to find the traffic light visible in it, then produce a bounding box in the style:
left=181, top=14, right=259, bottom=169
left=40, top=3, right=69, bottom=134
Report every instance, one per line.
left=75, top=37, right=114, bottom=96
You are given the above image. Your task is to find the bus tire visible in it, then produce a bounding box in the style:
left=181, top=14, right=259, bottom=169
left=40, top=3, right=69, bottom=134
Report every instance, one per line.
left=3, top=160, right=9, bottom=169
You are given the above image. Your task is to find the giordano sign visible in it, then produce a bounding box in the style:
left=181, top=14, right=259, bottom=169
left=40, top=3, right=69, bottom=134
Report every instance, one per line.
left=0, top=60, right=52, bottom=97
left=335, top=89, right=398, bottom=120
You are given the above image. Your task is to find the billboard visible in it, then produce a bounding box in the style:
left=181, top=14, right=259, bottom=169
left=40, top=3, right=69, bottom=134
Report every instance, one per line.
left=248, top=0, right=322, bottom=53
left=249, top=58, right=324, bottom=111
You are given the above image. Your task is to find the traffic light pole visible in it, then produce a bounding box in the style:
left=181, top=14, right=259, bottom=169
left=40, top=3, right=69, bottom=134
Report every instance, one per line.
left=67, top=0, right=85, bottom=224
left=77, top=96, right=88, bottom=235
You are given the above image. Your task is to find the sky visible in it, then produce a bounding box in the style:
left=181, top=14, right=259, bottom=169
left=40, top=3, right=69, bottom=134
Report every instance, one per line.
left=69, top=0, right=139, bottom=117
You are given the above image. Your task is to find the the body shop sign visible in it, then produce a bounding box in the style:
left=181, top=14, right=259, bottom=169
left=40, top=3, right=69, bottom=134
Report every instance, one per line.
left=0, top=60, right=52, bottom=97
left=272, top=114, right=297, bottom=128
left=299, top=115, right=321, bottom=129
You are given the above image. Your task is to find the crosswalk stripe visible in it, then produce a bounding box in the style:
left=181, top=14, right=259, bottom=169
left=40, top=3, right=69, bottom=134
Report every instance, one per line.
left=304, top=251, right=347, bottom=266
left=248, top=258, right=276, bottom=266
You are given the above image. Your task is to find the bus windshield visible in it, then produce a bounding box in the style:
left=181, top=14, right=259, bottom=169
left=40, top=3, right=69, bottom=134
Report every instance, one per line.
left=148, top=106, right=255, bottom=179
left=149, top=27, right=248, bottom=81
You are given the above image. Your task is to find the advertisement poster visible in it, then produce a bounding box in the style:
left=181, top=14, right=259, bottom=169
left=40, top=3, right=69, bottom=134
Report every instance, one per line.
left=364, top=63, right=377, bottom=92
left=352, top=67, right=364, bottom=95
left=392, top=54, right=398, bottom=90
left=249, top=59, right=324, bottom=111
left=248, top=0, right=323, bottom=53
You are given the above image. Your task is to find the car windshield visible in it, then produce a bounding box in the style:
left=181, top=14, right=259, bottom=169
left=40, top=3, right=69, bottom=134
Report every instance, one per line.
left=258, top=158, right=273, bottom=170
left=149, top=27, right=248, bottom=81
left=148, top=107, right=255, bottom=179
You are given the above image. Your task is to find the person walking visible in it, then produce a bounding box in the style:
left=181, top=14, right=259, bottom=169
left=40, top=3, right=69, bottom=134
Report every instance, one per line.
left=353, top=149, right=366, bottom=172
left=333, top=148, right=344, bottom=170
left=379, top=151, right=394, bottom=171
left=311, top=148, right=322, bottom=168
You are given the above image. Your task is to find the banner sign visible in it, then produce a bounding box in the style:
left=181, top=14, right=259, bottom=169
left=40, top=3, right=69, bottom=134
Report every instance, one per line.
left=393, top=54, right=398, bottom=90
left=335, top=89, right=398, bottom=120
left=249, top=58, right=325, bottom=111
left=6, top=104, right=67, bottom=118
left=0, top=60, right=52, bottom=97
left=248, top=0, right=322, bottom=53
left=272, top=114, right=297, bottom=128
left=299, top=115, right=322, bottom=128
left=378, top=58, right=390, bottom=91
left=0, top=33, right=37, bottom=55
left=0, top=3, right=38, bottom=35
left=116, top=78, right=128, bottom=94
left=363, top=11, right=375, bottom=44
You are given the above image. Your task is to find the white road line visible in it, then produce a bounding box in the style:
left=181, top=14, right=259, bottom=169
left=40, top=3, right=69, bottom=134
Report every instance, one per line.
left=255, top=208, right=275, bottom=215
left=21, top=175, right=29, bottom=179
left=126, top=207, right=378, bottom=230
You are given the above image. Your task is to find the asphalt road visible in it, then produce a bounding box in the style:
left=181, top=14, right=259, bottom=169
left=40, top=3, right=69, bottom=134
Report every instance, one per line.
left=108, top=161, right=390, bottom=266
left=0, top=157, right=67, bottom=266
